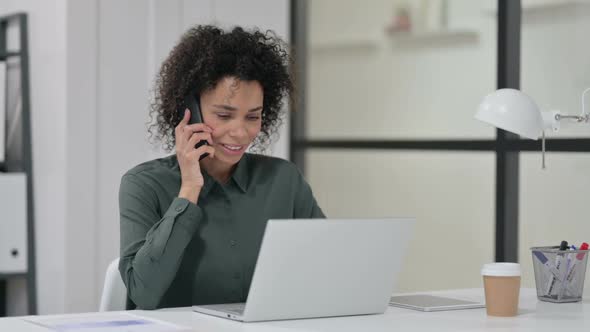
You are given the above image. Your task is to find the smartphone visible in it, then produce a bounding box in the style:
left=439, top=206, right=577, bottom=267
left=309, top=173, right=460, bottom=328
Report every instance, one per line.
left=180, top=93, right=210, bottom=160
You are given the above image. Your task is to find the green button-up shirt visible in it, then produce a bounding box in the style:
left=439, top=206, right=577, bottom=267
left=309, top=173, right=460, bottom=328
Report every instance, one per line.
left=118, top=153, right=324, bottom=309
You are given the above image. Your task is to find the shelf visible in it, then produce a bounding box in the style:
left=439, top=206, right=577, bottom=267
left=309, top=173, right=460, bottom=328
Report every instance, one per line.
left=388, top=30, right=478, bottom=47
left=0, top=273, right=27, bottom=280
left=310, top=37, right=379, bottom=53
left=0, top=160, right=24, bottom=172
left=0, top=13, right=36, bottom=316
left=0, top=51, right=21, bottom=61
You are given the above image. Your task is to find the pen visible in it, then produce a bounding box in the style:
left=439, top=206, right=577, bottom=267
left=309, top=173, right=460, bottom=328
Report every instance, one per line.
left=546, top=241, right=568, bottom=296
left=558, top=246, right=575, bottom=299
left=559, top=241, right=569, bottom=251
left=565, top=242, right=589, bottom=284
left=533, top=251, right=562, bottom=282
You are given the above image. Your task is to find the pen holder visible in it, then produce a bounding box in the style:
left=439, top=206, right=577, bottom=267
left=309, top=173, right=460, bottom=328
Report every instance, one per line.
left=531, top=246, right=589, bottom=303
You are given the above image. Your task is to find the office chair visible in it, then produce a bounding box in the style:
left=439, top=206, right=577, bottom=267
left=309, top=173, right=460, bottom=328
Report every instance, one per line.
left=99, top=257, right=127, bottom=311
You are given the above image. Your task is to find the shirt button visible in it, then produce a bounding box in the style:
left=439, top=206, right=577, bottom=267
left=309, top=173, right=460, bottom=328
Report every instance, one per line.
left=230, top=240, right=237, bottom=247
left=175, top=206, right=183, bottom=212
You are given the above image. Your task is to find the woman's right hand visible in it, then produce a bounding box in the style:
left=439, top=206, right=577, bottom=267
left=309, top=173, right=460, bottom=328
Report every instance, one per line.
left=175, top=109, right=215, bottom=204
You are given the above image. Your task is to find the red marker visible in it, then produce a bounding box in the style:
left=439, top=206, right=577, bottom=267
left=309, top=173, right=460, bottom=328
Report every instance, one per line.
left=566, top=242, right=589, bottom=284
left=576, top=242, right=589, bottom=261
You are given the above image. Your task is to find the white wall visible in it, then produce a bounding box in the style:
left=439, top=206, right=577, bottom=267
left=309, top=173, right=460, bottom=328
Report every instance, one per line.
left=520, top=3, right=590, bottom=138
left=2, top=0, right=290, bottom=315
left=64, top=0, right=99, bottom=313
left=307, top=0, right=496, bottom=139
left=307, top=151, right=495, bottom=292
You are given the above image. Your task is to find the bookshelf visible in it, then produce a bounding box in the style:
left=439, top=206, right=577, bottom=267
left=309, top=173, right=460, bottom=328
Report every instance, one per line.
left=0, top=12, right=36, bottom=316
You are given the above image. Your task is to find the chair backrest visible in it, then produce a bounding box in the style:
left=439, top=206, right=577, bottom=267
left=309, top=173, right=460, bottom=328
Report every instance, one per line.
left=99, top=257, right=127, bottom=311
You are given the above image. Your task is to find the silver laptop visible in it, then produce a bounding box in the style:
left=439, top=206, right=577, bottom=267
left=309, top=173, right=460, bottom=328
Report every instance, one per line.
left=192, top=218, right=414, bottom=322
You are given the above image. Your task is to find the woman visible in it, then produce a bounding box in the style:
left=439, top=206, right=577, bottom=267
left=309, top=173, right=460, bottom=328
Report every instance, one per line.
left=118, top=25, right=324, bottom=310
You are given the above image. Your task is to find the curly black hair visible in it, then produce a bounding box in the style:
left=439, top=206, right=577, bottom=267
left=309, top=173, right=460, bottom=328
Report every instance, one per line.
left=148, top=25, right=294, bottom=153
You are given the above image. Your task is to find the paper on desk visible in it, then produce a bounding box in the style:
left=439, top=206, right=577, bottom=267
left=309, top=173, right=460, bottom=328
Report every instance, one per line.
left=23, top=312, right=192, bottom=332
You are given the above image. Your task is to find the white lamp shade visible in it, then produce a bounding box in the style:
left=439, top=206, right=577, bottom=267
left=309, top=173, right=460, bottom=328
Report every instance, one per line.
left=475, top=88, right=543, bottom=140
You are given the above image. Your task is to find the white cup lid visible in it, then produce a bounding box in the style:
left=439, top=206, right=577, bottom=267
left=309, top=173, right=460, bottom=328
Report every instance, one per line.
left=481, top=263, right=521, bottom=277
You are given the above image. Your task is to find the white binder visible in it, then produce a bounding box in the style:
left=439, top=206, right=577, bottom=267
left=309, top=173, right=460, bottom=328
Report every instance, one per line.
left=0, top=60, right=5, bottom=163
left=0, top=172, right=27, bottom=273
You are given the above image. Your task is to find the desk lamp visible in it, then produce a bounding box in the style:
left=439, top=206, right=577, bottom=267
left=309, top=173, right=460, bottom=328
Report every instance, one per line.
left=475, top=88, right=590, bottom=168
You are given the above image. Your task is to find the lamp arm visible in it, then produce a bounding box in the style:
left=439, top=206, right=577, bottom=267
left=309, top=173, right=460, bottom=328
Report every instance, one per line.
left=544, top=88, right=590, bottom=127
left=538, top=88, right=590, bottom=170
left=581, top=87, right=590, bottom=120
left=537, top=88, right=590, bottom=170
left=555, top=114, right=589, bottom=122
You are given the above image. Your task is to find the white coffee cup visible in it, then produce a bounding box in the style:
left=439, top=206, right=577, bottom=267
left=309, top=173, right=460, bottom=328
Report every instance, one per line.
left=481, top=263, right=521, bottom=317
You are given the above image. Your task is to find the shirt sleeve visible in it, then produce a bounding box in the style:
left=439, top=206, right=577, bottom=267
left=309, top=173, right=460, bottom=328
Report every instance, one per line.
left=292, top=166, right=326, bottom=218
left=118, top=173, right=202, bottom=309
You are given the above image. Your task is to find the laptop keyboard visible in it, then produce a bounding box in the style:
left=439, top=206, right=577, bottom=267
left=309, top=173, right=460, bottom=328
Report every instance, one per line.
left=224, top=304, right=245, bottom=315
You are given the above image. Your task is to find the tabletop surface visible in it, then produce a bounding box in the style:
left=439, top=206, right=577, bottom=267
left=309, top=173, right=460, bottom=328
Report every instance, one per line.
left=1, top=288, right=589, bottom=331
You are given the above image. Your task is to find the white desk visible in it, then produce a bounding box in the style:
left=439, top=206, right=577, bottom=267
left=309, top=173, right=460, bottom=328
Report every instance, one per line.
left=1, top=288, right=589, bottom=331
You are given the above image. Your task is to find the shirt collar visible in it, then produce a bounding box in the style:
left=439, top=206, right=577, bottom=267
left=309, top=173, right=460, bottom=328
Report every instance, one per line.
left=199, top=170, right=216, bottom=198
left=230, top=153, right=249, bottom=193
left=196, top=154, right=250, bottom=198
